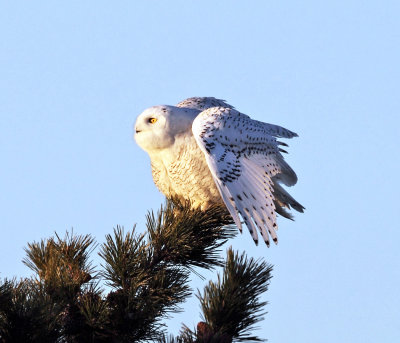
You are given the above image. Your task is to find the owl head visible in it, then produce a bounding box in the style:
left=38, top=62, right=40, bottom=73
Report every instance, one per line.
left=134, top=105, right=199, bottom=152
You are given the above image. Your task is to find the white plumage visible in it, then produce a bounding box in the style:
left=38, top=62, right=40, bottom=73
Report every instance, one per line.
left=134, top=97, right=304, bottom=246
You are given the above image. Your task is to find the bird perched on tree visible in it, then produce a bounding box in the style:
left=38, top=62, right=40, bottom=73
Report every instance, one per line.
left=134, top=97, right=304, bottom=246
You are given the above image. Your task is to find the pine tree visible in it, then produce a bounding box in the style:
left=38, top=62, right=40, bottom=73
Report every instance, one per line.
left=0, top=200, right=273, bottom=342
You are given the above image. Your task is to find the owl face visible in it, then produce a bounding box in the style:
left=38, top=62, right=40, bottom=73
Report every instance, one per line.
left=134, top=105, right=198, bottom=152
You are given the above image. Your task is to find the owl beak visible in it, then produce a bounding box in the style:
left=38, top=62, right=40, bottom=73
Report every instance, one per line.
left=135, top=128, right=142, bottom=134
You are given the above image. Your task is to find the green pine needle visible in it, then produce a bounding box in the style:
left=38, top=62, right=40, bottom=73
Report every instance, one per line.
left=198, top=248, right=273, bottom=342
left=146, top=199, right=237, bottom=272
left=1, top=200, right=273, bottom=342
left=22, top=231, right=96, bottom=302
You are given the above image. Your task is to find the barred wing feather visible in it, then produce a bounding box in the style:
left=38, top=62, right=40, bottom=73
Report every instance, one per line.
left=192, top=106, right=299, bottom=246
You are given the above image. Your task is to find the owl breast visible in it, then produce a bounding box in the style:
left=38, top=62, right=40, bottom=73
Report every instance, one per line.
left=149, top=134, right=223, bottom=209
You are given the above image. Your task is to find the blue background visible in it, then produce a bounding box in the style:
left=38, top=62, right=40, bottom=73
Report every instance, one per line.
left=0, top=1, right=399, bottom=341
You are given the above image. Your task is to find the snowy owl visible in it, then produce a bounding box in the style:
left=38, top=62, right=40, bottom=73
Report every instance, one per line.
left=134, top=97, right=304, bottom=246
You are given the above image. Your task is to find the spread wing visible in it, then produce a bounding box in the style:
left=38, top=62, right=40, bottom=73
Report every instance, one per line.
left=177, top=97, right=235, bottom=111
left=192, top=106, right=299, bottom=246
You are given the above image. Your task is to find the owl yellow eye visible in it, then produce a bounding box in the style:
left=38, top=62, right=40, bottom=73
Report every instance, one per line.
left=149, top=118, right=157, bottom=124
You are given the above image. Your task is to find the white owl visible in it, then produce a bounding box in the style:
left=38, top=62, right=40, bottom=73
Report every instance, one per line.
left=134, top=97, right=304, bottom=246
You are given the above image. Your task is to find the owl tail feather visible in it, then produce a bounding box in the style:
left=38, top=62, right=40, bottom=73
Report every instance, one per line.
left=274, top=156, right=298, bottom=187
left=272, top=181, right=305, bottom=219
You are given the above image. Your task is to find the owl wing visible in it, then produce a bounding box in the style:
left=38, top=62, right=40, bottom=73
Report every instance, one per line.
left=192, top=106, right=299, bottom=246
left=176, top=97, right=235, bottom=111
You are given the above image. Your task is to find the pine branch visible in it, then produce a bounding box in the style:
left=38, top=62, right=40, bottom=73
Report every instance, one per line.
left=22, top=231, right=96, bottom=303
left=99, top=225, right=147, bottom=290
left=21, top=231, right=99, bottom=342
left=1, top=200, right=272, bottom=343
left=0, top=278, right=61, bottom=343
left=169, top=248, right=273, bottom=343
left=68, top=283, right=110, bottom=342
left=97, top=199, right=236, bottom=342
left=99, top=225, right=190, bottom=341
left=197, top=248, right=273, bottom=342
left=146, top=199, right=236, bottom=271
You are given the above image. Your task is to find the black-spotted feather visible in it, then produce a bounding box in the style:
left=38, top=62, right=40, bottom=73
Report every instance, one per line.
left=192, top=106, right=301, bottom=246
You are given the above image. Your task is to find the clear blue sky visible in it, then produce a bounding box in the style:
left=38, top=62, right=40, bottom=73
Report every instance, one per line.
left=0, top=1, right=399, bottom=342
